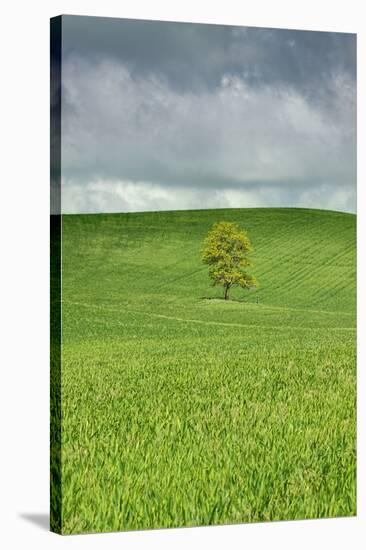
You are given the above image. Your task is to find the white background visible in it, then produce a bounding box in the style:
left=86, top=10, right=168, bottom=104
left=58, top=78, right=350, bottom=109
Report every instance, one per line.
left=0, top=1, right=365, bottom=548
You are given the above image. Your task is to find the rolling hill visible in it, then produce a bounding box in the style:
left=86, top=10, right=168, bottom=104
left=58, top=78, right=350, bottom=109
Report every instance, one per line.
left=56, top=207, right=356, bottom=533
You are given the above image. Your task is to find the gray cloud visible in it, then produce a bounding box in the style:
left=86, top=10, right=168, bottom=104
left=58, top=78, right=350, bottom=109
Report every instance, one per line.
left=60, top=16, right=356, bottom=213
left=62, top=16, right=356, bottom=96
left=62, top=179, right=356, bottom=214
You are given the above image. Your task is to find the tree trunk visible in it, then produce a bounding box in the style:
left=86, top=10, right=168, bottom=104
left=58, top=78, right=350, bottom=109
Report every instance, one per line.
left=224, top=284, right=230, bottom=300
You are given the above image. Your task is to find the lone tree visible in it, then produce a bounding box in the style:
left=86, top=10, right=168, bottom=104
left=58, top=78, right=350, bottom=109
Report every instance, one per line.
left=201, top=221, right=257, bottom=300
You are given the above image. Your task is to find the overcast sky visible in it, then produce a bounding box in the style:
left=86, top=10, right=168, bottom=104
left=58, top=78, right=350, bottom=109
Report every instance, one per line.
left=57, top=15, right=356, bottom=214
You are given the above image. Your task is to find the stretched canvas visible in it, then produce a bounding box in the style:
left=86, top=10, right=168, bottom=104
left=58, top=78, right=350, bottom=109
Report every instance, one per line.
left=50, top=15, right=357, bottom=535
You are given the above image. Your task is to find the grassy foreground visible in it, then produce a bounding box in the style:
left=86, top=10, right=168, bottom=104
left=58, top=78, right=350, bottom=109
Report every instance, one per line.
left=58, top=207, right=356, bottom=534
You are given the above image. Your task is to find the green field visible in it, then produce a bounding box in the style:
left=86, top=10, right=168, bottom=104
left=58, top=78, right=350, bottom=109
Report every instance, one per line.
left=56, top=207, right=356, bottom=534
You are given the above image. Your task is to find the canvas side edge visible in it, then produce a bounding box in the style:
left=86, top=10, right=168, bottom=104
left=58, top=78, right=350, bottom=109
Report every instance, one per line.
left=50, top=14, right=62, bottom=535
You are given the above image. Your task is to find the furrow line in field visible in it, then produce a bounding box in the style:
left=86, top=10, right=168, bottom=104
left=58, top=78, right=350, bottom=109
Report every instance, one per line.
left=62, top=301, right=355, bottom=332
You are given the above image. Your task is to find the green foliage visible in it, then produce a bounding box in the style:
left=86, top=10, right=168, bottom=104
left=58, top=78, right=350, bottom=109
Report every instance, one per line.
left=57, top=208, right=356, bottom=534
left=202, top=221, right=257, bottom=299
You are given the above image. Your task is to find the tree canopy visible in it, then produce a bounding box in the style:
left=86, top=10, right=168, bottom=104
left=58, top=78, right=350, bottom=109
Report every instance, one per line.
left=201, top=221, right=257, bottom=300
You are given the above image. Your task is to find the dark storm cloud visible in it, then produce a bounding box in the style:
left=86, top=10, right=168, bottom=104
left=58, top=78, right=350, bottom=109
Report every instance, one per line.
left=59, top=15, right=356, bottom=213
left=62, top=15, right=356, bottom=96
